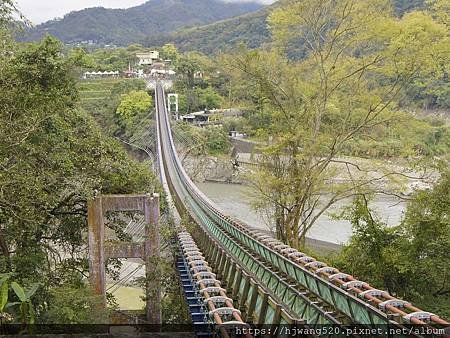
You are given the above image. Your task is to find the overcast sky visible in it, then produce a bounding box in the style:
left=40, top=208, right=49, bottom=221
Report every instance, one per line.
left=16, top=0, right=276, bottom=24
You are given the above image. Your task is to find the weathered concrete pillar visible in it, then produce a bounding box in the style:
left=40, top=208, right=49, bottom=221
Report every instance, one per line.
left=88, top=194, right=161, bottom=321
left=87, top=197, right=106, bottom=307
left=144, top=193, right=161, bottom=324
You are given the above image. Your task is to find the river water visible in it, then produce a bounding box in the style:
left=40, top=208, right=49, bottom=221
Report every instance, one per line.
left=113, top=181, right=406, bottom=310
left=197, top=182, right=406, bottom=245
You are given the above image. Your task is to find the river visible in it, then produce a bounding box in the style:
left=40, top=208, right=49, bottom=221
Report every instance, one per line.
left=197, top=182, right=406, bottom=245
left=112, top=181, right=406, bottom=310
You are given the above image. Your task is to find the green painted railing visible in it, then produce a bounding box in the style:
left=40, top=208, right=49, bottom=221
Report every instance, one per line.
left=155, top=85, right=402, bottom=330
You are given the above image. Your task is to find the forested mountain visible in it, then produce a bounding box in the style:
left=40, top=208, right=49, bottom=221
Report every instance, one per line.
left=19, top=0, right=264, bottom=45
left=19, top=0, right=425, bottom=51
left=144, top=0, right=428, bottom=53
left=145, top=8, right=271, bottom=54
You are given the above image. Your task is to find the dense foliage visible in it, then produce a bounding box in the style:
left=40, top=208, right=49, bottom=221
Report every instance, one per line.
left=18, top=0, right=263, bottom=46
left=2, top=0, right=449, bottom=325
left=219, top=0, right=449, bottom=248
left=116, top=90, right=153, bottom=129
left=0, top=0, right=19, bottom=27
left=144, top=1, right=431, bottom=55
left=78, top=78, right=148, bottom=136
left=171, top=51, right=225, bottom=114
left=0, top=33, right=157, bottom=323
left=80, top=46, right=139, bottom=71
left=333, top=170, right=449, bottom=319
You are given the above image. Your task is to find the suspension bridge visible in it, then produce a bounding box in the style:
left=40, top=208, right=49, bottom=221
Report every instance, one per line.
left=113, top=83, right=448, bottom=337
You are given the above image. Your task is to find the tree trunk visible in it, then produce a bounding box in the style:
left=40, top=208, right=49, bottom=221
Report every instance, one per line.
left=291, top=213, right=300, bottom=249
left=298, top=232, right=306, bottom=250
left=275, top=204, right=287, bottom=243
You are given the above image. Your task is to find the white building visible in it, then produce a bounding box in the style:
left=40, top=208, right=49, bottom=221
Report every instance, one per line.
left=83, top=71, right=120, bottom=79
left=136, top=51, right=160, bottom=66
left=150, top=69, right=176, bottom=77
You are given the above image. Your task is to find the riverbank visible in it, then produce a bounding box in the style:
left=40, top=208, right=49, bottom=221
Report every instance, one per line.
left=183, top=151, right=436, bottom=196
left=196, top=181, right=406, bottom=249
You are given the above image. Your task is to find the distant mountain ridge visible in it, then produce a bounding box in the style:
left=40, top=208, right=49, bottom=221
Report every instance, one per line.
left=19, top=0, right=264, bottom=45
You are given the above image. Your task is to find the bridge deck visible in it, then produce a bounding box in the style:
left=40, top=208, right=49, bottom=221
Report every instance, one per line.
left=154, top=83, right=448, bottom=335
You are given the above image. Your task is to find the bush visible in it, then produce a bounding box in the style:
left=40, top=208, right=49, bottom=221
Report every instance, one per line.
left=116, top=90, right=152, bottom=121
left=203, top=128, right=231, bottom=155
left=333, top=171, right=450, bottom=319
left=40, top=285, right=110, bottom=324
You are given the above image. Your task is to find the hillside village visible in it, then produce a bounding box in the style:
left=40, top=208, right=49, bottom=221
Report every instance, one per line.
left=83, top=50, right=176, bottom=80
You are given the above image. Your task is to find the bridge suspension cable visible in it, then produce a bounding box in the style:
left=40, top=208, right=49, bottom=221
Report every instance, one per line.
left=154, top=83, right=449, bottom=334
left=107, top=262, right=144, bottom=293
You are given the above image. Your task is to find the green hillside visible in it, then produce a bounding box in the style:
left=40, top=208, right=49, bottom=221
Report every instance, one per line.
left=18, top=0, right=264, bottom=46
left=144, top=7, right=271, bottom=54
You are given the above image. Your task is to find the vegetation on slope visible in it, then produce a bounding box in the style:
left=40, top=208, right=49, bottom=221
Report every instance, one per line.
left=0, top=3, right=175, bottom=324
left=144, top=8, right=271, bottom=54
left=143, top=0, right=428, bottom=54
left=223, top=0, right=448, bottom=247
left=19, top=0, right=264, bottom=46
left=77, top=78, right=148, bottom=136
left=2, top=0, right=449, bottom=324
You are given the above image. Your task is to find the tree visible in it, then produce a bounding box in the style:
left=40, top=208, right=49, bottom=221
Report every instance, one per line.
left=126, top=43, right=145, bottom=53
left=160, top=43, right=179, bottom=62
left=331, top=196, right=399, bottom=291
left=427, top=0, right=450, bottom=24
left=0, top=35, right=158, bottom=322
left=196, top=86, right=223, bottom=110
left=394, top=169, right=449, bottom=305
left=114, top=90, right=153, bottom=139
left=88, top=48, right=138, bottom=71
left=203, top=128, right=231, bottom=155
left=0, top=0, right=26, bottom=29
left=222, top=0, right=448, bottom=248
left=175, top=55, right=201, bottom=113
left=400, top=7, right=450, bottom=109
left=40, top=286, right=109, bottom=324
left=115, top=90, right=153, bottom=130
left=173, top=51, right=227, bottom=114
left=334, top=169, right=449, bottom=318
